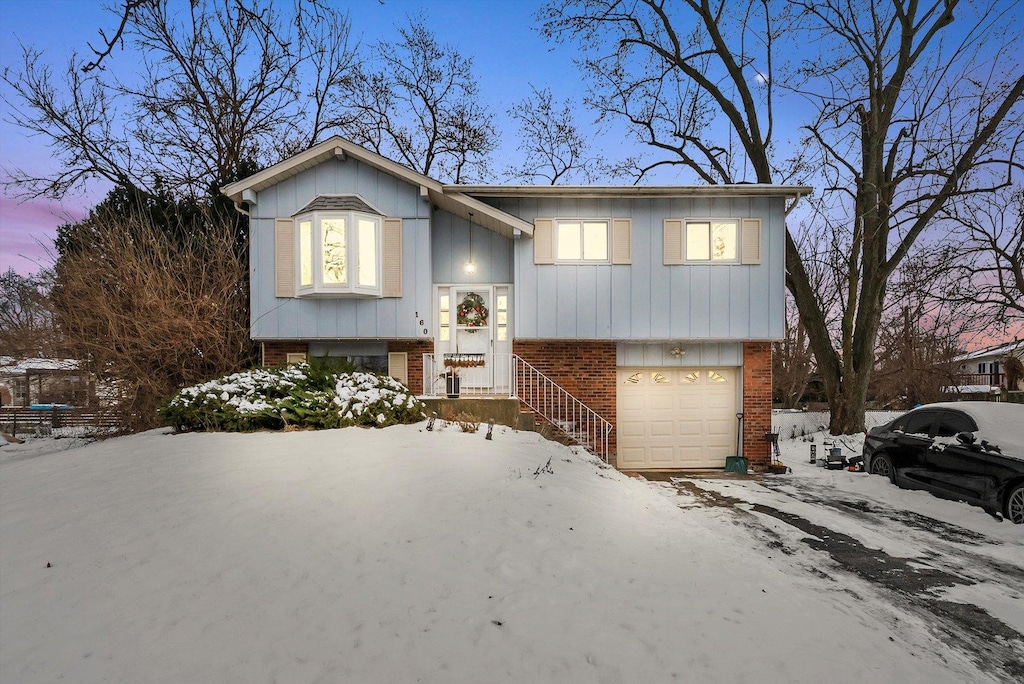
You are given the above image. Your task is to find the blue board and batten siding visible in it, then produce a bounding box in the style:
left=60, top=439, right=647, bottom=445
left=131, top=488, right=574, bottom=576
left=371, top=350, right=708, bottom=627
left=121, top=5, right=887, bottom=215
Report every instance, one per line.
left=431, top=211, right=513, bottom=285
left=484, top=195, right=786, bottom=341
left=249, top=153, right=787, bottom=342
left=249, top=157, right=432, bottom=340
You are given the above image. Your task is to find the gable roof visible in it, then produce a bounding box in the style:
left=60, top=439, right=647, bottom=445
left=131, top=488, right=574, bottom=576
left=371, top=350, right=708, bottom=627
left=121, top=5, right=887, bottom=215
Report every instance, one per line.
left=953, top=338, right=1024, bottom=362
left=221, top=136, right=534, bottom=238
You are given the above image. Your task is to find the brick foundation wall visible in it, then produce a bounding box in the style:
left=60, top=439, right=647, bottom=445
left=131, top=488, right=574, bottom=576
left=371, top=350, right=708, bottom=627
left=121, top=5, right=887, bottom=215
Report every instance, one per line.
left=742, top=342, right=773, bottom=469
left=388, top=340, right=434, bottom=395
left=261, top=341, right=309, bottom=367
left=512, top=340, right=618, bottom=455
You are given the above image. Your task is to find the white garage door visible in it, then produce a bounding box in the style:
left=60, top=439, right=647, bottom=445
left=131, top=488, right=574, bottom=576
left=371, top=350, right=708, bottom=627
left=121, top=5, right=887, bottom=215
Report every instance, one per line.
left=617, top=367, right=739, bottom=470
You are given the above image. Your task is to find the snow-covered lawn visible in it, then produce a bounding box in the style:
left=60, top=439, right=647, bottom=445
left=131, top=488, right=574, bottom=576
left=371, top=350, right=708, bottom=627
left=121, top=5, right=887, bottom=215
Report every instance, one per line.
left=0, top=424, right=1011, bottom=683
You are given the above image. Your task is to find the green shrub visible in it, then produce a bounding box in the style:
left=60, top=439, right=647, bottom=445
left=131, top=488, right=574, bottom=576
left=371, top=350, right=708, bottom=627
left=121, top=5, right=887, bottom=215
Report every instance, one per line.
left=334, top=372, right=427, bottom=427
left=160, top=364, right=425, bottom=432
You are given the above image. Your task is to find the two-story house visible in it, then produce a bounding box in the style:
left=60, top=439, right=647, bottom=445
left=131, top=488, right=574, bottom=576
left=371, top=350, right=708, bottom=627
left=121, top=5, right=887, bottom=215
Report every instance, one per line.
left=222, top=137, right=809, bottom=470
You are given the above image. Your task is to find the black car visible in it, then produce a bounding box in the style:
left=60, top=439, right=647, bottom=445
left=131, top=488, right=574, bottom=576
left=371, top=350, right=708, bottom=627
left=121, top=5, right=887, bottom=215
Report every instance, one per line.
left=862, top=402, right=1024, bottom=523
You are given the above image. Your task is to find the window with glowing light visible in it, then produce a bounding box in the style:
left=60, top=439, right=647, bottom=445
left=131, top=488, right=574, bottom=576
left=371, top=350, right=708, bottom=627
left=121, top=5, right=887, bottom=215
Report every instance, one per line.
left=294, top=210, right=381, bottom=297
left=555, top=219, right=609, bottom=263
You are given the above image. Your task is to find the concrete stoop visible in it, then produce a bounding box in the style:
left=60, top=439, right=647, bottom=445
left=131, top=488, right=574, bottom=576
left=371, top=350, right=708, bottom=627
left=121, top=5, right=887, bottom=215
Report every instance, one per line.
left=419, top=397, right=583, bottom=449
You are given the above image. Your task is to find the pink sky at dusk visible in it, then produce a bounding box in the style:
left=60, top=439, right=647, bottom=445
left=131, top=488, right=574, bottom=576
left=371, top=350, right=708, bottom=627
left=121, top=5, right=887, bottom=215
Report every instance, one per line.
left=0, top=195, right=88, bottom=274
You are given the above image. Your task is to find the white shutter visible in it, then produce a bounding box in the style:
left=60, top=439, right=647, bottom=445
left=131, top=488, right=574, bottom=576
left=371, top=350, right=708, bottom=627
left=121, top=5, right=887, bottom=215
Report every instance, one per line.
left=388, top=352, right=409, bottom=386
left=533, top=218, right=554, bottom=264
left=275, top=218, right=295, bottom=298
left=382, top=218, right=403, bottom=297
left=611, top=218, right=632, bottom=264
left=663, top=219, right=684, bottom=265
left=741, top=218, right=762, bottom=265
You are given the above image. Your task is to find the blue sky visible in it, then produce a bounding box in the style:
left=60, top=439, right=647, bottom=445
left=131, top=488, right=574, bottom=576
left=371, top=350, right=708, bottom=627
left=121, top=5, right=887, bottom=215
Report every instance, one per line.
left=0, top=0, right=590, bottom=274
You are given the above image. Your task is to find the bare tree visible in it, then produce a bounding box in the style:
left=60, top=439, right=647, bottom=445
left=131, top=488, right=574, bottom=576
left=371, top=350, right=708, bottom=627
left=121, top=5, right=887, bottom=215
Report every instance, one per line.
left=773, top=295, right=815, bottom=409
left=506, top=85, right=610, bottom=184
left=2, top=0, right=357, bottom=200
left=870, top=253, right=984, bottom=408
left=337, top=14, right=497, bottom=183
left=51, top=205, right=252, bottom=430
left=930, top=184, right=1024, bottom=326
left=0, top=268, right=57, bottom=359
left=540, top=0, right=1024, bottom=433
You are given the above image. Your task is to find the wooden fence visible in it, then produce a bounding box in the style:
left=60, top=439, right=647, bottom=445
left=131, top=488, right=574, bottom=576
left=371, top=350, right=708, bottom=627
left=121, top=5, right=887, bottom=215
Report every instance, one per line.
left=0, top=408, right=124, bottom=437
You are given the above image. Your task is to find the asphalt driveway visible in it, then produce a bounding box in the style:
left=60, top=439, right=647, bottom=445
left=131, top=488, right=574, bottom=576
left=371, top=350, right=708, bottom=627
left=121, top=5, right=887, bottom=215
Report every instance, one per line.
left=663, top=472, right=1024, bottom=682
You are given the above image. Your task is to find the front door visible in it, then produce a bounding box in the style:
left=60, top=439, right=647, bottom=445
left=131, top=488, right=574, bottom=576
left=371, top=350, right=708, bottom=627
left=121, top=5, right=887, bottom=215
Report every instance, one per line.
left=435, top=285, right=512, bottom=392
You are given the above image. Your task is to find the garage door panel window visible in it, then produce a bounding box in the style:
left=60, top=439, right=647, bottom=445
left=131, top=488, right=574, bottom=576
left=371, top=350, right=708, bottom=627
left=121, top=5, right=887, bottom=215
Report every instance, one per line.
left=624, top=372, right=643, bottom=385
left=681, top=371, right=699, bottom=383
left=707, top=370, right=728, bottom=383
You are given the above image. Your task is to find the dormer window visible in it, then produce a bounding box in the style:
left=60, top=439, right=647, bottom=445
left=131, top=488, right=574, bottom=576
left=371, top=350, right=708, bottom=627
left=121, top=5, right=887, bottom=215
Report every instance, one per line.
left=294, top=196, right=382, bottom=297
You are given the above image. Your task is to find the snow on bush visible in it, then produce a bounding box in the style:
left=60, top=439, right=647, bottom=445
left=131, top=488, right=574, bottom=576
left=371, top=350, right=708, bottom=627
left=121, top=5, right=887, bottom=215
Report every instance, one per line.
left=334, top=372, right=426, bottom=427
left=160, top=364, right=425, bottom=432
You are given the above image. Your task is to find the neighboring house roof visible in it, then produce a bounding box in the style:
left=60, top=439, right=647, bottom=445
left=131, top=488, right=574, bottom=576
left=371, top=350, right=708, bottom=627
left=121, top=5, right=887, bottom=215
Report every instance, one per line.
left=953, top=339, right=1024, bottom=363
left=294, top=195, right=381, bottom=216
left=223, top=136, right=814, bottom=239
left=0, top=358, right=81, bottom=374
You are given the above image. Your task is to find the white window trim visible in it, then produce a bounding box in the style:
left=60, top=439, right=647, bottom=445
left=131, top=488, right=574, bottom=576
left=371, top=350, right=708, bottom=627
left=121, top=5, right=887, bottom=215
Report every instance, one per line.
left=294, top=210, right=383, bottom=297
left=554, top=218, right=611, bottom=264
left=683, top=218, right=741, bottom=265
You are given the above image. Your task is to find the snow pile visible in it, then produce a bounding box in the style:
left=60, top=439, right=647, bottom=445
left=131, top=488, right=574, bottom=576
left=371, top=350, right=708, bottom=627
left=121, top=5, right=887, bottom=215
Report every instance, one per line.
left=0, top=426, right=993, bottom=683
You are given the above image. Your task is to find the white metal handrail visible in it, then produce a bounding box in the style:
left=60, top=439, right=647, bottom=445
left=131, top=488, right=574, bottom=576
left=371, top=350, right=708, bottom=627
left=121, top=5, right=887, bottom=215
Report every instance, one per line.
left=511, top=355, right=613, bottom=462
left=422, top=352, right=513, bottom=397
left=420, top=352, right=613, bottom=461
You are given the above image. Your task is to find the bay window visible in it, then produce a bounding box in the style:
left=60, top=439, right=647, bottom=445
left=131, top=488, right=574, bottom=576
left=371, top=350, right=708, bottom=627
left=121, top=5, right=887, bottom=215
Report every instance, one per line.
left=295, top=210, right=382, bottom=296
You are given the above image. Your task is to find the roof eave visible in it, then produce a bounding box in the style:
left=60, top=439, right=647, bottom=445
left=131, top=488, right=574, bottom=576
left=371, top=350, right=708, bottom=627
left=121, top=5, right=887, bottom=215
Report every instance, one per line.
left=446, top=184, right=814, bottom=199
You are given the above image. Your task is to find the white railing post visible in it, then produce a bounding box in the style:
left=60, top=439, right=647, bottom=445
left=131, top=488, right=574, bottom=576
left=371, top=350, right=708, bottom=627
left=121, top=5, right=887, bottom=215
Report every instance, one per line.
left=508, top=353, right=612, bottom=462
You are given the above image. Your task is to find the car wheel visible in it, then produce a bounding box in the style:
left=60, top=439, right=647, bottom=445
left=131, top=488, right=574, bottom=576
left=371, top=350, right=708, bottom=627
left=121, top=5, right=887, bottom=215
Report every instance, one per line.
left=1005, top=484, right=1024, bottom=525
left=869, top=453, right=896, bottom=484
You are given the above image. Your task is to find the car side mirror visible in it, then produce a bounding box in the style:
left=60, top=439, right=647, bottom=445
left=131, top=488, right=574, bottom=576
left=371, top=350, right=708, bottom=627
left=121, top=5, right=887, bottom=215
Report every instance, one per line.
left=955, top=431, right=976, bottom=446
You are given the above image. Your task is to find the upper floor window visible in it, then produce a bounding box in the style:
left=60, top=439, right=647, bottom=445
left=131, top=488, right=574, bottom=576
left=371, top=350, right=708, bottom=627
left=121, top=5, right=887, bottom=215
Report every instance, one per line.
left=685, top=220, right=738, bottom=263
left=295, top=208, right=381, bottom=297
left=556, top=219, right=609, bottom=262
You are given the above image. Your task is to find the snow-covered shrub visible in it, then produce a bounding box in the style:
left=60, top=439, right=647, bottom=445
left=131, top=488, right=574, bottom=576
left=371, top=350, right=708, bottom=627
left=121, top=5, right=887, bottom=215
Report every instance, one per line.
left=160, top=364, right=425, bottom=432
left=334, top=372, right=426, bottom=427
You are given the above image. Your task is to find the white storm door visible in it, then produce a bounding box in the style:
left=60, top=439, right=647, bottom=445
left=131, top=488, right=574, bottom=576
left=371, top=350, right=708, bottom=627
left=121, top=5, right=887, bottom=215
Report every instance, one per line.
left=436, top=286, right=493, bottom=389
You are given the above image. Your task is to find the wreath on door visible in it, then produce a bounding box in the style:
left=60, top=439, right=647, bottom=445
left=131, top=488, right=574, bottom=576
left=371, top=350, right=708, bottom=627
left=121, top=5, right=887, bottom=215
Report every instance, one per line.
left=457, top=292, right=489, bottom=327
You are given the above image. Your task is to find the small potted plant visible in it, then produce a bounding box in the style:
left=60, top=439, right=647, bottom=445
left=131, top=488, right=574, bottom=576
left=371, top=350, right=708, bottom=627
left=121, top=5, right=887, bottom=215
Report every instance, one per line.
left=441, top=355, right=486, bottom=398
left=442, top=367, right=461, bottom=398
